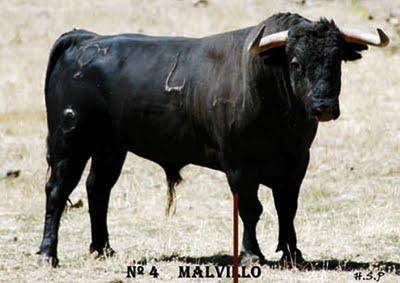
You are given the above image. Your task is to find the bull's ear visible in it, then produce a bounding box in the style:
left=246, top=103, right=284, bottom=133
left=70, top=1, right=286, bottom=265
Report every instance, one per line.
left=342, top=42, right=368, bottom=62
left=261, top=46, right=287, bottom=65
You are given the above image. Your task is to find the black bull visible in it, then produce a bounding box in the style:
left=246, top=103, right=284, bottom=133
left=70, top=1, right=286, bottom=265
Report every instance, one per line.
left=38, top=13, right=388, bottom=267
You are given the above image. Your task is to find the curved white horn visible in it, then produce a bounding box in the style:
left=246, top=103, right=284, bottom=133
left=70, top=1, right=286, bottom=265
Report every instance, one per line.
left=340, top=28, right=389, bottom=47
left=248, top=25, right=288, bottom=55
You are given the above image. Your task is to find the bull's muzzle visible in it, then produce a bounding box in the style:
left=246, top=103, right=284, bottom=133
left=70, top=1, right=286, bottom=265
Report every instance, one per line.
left=310, top=103, right=340, bottom=122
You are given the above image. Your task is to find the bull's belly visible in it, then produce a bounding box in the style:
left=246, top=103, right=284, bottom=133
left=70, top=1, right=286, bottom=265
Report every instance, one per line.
left=122, top=132, right=195, bottom=163
left=118, top=118, right=219, bottom=168
left=119, top=122, right=305, bottom=184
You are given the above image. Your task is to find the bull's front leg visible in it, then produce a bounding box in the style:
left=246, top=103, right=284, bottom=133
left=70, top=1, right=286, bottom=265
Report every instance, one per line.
left=272, top=183, right=304, bottom=267
left=38, top=156, right=88, bottom=267
left=272, top=153, right=310, bottom=267
left=226, top=170, right=265, bottom=265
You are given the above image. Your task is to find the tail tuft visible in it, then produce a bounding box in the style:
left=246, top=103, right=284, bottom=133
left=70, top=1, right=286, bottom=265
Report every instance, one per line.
left=164, top=166, right=183, bottom=216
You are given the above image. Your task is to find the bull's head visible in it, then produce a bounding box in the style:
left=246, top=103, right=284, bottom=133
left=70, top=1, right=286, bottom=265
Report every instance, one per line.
left=248, top=20, right=389, bottom=122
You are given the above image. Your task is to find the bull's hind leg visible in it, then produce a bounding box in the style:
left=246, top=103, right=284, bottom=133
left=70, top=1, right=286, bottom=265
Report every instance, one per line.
left=38, top=155, right=89, bottom=267
left=226, top=170, right=265, bottom=265
left=86, top=148, right=126, bottom=257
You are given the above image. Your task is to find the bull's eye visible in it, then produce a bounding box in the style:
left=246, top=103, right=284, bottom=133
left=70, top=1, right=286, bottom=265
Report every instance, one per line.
left=290, top=57, right=302, bottom=72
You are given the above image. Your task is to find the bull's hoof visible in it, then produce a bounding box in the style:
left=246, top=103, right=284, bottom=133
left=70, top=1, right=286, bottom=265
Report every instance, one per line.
left=279, top=249, right=305, bottom=269
left=89, top=243, right=115, bottom=259
left=239, top=251, right=266, bottom=266
left=36, top=250, right=59, bottom=267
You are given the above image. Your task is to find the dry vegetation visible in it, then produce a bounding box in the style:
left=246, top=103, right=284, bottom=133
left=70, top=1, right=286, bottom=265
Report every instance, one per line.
left=0, top=0, right=399, bottom=282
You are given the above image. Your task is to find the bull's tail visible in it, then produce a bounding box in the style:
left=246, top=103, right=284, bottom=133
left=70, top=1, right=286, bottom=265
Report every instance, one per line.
left=164, top=165, right=183, bottom=216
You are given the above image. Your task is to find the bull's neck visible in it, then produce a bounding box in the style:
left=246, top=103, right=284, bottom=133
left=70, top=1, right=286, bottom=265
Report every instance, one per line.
left=240, top=53, right=311, bottom=133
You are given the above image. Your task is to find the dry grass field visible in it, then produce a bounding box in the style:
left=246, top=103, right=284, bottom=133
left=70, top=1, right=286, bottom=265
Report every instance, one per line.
left=0, top=0, right=399, bottom=282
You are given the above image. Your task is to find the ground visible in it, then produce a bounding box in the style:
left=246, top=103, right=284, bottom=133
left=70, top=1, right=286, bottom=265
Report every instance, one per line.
left=0, top=0, right=399, bottom=282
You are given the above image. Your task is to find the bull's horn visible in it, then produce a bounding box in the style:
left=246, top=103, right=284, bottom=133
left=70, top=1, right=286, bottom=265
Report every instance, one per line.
left=340, top=28, right=389, bottom=47
left=248, top=25, right=288, bottom=55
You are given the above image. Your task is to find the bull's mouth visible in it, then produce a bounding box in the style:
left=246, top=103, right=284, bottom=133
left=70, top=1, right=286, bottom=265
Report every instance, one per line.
left=310, top=107, right=340, bottom=122
left=310, top=115, right=334, bottom=122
